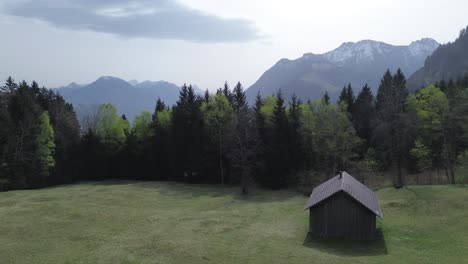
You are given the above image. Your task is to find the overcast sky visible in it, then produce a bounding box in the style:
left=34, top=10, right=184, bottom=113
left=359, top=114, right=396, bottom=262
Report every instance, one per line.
left=0, top=0, right=467, bottom=90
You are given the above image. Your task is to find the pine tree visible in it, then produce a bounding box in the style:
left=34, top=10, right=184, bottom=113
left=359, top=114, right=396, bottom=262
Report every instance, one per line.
left=338, top=86, right=348, bottom=104
left=204, top=89, right=210, bottom=103
left=151, top=98, right=172, bottom=181
left=172, top=84, right=204, bottom=180
left=322, top=91, right=330, bottom=105
left=346, top=83, right=355, bottom=115
left=353, top=84, right=375, bottom=145
left=229, top=83, right=258, bottom=194
left=4, top=77, right=17, bottom=92
left=338, top=83, right=355, bottom=115
left=254, top=92, right=265, bottom=137
left=232, top=82, right=245, bottom=111
left=155, top=98, right=166, bottom=113
left=7, top=81, right=41, bottom=188
left=222, top=82, right=233, bottom=104
left=376, top=70, right=394, bottom=113
left=288, top=94, right=303, bottom=172
left=267, top=90, right=290, bottom=189
left=252, top=91, right=266, bottom=182
left=374, top=69, right=413, bottom=188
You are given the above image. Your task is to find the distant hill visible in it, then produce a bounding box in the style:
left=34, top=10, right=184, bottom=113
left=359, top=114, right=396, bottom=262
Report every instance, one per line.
left=408, top=26, right=468, bottom=90
left=57, top=76, right=200, bottom=121
left=246, top=38, right=439, bottom=102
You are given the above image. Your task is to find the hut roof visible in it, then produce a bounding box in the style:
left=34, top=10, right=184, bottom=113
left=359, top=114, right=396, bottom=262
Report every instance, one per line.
left=304, top=171, right=383, bottom=218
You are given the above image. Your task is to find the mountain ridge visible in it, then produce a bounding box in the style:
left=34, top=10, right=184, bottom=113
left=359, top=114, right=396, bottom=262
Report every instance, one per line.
left=246, top=38, right=439, bottom=102
left=408, top=27, right=468, bottom=89
left=57, top=76, right=202, bottom=122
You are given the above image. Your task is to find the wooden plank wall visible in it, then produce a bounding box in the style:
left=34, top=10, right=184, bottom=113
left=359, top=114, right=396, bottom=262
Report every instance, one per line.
left=309, top=191, right=376, bottom=240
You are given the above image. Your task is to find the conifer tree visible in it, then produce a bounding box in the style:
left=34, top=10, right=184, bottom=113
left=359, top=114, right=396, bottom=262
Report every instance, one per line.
left=229, top=83, right=259, bottom=194
left=204, top=89, right=210, bottom=103
left=4, top=77, right=17, bottom=92
left=353, top=84, right=375, bottom=145
left=338, top=83, right=355, bottom=115
left=172, top=84, right=204, bottom=180
left=338, top=85, right=347, bottom=103
left=266, top=90, right=290, bottom=188
left=151, top=98, right=172, bottom=180
left=288, top=94, right=303, bottom=171
left=374, top=69, right=413, bottom=188
left=322, top=91, right=330, bottom=105
left=201, top=93, right=233, bottom=185
left=222, top=82, right=233, bottom=104
left=254, top=92, right=265, bottom=138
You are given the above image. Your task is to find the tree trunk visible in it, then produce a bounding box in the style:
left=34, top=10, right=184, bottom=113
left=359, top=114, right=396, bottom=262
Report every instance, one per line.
left=446, top=155, right=456, bottom=184
left=395, top=157, right=403, bottom=188
left=241, top=171, right=248, bottom=195
left=219, top=134, right=224, bottom=186
left=450, top=166, right=455, bottom=184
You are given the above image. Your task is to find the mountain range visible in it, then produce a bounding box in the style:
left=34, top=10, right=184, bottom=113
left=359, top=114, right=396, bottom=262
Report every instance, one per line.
left=246, top=38, right=440, bottom=102
left=408, top=27, right=468, bottom=90
left=56, top=31, right=468, bottom=123
left=56, top=76, right=199, bottom=121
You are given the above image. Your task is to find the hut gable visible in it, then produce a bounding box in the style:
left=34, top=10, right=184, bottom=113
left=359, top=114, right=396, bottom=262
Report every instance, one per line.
left=304, top=171, right=383, bottom=218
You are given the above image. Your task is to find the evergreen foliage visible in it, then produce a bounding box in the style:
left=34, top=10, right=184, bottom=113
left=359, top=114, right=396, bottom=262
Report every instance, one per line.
left=1, top=73, right=468, bottom=193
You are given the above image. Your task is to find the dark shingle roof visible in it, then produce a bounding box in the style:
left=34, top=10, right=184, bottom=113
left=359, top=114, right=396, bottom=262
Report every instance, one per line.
left=304, top=171, right=383, bottom=218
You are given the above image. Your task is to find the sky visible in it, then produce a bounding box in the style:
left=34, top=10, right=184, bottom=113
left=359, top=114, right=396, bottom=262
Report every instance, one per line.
left=0, top=0, right=467, bottom=91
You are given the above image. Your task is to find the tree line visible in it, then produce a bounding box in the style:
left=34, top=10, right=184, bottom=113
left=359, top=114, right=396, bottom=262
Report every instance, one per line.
left=1, top=70, right=468, bottom=193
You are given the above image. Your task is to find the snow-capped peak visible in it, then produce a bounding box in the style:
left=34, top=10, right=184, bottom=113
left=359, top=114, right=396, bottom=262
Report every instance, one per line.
left=323, top=40, right=391, bottom=65
left=408, top=38, right=440, bottom=56
left=321, top=38, right=439, bottom=65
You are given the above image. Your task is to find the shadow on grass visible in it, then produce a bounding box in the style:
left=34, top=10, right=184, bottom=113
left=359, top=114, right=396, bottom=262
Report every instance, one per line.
left=303, top=229, right=388, bottom=256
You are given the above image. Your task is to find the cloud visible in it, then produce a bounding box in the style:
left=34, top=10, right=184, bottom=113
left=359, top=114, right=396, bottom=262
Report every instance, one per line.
left=2, top=0, right=261, bottom=43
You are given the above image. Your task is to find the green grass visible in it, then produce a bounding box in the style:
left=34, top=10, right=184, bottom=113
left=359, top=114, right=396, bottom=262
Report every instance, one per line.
left=1, top=182, right=468, bottom=264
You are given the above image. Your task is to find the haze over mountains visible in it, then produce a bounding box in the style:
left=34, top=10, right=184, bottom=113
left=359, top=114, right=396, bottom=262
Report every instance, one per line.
left=246, top=38, right=440, bottom=102
left=55, top=35, right=459, bottom=121
left=408, top=27, right=468, bottom=90
left=57, top=76, right=201, bottom=121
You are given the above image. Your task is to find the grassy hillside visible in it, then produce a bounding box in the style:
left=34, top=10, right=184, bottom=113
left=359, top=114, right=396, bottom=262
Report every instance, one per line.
left=1, top=182, right=467, bottom=264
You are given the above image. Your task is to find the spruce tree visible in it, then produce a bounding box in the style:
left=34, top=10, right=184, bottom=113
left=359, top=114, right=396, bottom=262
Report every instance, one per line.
left=346, top=83, right=355, bottom=115
left=254, top=92, right=265, bottom=138
left=338, top=83, right=355, bottom=115
left=353, top=84, right=375, bottom=145
left=7, top=81, right=41, bottom=188
left=322, top=91, right=330, bottom=105
left=232, top=82, right=246, bottom=111
left=267, top=90, right=289, bottom=189
left=288, top=94, right=303, bottom=172
left=222, top=82, right=233, bottom=104
left=204, top=89, right=210, bottom=103
left=151, top=98, right=172, bottom=181
left=338, top=86, right=348, bottom=104
left=374, top=69, right=412, bottom=188
left=172, top=84, right=204, bottom=180
left=4, top=77, right=17, bottom=92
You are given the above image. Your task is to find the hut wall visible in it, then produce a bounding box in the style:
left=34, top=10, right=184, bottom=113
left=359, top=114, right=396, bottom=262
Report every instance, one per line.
left=309, top=191, right=376, bottom=240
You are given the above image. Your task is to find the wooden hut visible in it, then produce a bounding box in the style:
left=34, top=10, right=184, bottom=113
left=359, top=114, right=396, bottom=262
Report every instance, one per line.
left=304, top=171, right=383, bottom=240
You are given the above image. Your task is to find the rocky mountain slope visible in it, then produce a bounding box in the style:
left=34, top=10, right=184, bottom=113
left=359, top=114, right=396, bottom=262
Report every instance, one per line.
left=408, top=27, right=468, bottom=90
left=247, top=38, right=439, bottom=102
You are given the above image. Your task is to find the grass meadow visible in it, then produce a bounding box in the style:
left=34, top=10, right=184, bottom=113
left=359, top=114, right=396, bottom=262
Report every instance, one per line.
left=1, top=182, right=468, bottom=263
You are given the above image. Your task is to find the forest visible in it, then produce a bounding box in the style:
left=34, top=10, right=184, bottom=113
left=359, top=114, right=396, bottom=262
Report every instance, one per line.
left=1, top=69, right=468, bottom=193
